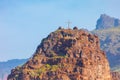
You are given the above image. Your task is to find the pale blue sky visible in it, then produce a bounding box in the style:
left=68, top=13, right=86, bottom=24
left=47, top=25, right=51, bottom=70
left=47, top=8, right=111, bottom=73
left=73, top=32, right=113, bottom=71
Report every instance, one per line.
left=0, top=0, right=120, bottom=61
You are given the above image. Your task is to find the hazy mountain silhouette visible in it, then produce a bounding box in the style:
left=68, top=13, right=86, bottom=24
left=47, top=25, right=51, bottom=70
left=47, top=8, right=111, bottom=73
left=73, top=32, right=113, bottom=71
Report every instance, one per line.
left=0, top=59, right=27, bottom=80
left=96, top=14, right=120, bottom=30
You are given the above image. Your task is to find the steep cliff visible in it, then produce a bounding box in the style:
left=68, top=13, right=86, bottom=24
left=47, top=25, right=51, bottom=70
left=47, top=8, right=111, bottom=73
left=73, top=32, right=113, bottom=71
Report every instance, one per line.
left=92, top=27, right=120, bottom=80
left=8, top=28, right=111, bottom=80
left=92, top=27, right=120, bottom=68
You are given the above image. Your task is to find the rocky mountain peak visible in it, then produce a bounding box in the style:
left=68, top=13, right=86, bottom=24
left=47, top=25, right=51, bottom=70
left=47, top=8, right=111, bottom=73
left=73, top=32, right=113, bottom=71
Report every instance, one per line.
left=8, top=28, right=111, bottom=80
left=96, top=14, right=120, bottom=30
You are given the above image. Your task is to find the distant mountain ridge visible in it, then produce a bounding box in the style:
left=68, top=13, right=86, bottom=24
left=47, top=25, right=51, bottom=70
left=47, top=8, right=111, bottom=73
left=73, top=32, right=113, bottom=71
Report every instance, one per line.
left=96, top=14, right=120, bottom=30
left=0, top=59, right=27, bottom=80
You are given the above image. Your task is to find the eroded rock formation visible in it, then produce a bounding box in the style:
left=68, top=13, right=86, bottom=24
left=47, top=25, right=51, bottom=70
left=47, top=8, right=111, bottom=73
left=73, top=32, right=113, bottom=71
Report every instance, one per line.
left=8, top=28, right=111, bottom=80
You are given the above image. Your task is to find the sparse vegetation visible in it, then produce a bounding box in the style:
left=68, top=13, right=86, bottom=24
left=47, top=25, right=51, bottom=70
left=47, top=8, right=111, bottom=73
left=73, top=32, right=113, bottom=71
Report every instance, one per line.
left=27, top=64, right=60, bottom=77
left=49, top=50, right=56, bottom=57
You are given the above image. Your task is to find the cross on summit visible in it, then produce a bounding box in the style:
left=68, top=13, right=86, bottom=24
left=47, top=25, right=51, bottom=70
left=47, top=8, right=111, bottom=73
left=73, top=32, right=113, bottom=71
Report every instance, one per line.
left=66, top=21, right=72, bottom=29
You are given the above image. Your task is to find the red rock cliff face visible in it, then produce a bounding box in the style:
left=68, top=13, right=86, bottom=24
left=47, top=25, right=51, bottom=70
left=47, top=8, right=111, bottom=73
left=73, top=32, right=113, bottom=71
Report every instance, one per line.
left=8, top=28, right=111, bottom=80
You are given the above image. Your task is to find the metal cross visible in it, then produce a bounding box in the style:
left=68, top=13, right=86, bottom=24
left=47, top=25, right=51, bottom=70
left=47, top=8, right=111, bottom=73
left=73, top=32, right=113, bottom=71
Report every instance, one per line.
left=66, top=21, right=72, bottom=29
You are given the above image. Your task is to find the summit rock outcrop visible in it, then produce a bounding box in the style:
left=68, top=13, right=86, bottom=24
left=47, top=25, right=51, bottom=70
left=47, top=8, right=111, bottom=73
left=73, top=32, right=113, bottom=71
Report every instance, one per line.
left=8, top=28, right=111, bottom=80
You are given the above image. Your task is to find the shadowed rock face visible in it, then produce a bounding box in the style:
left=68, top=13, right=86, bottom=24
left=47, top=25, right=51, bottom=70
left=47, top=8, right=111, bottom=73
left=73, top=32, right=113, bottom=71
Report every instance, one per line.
left=8, top=28, right=111, bottom=80
left=111, top=72, right=120, bottom=80
left=96, top=14, right=120, bottom=30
